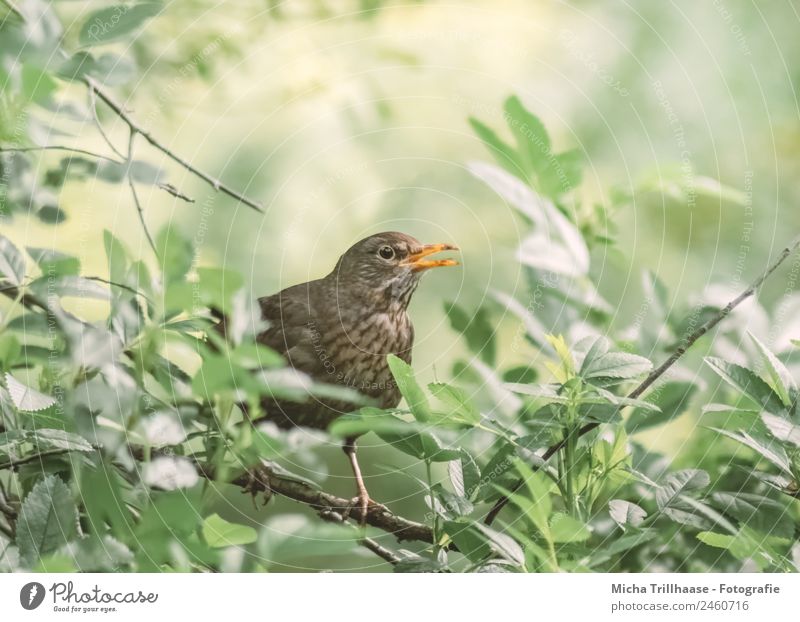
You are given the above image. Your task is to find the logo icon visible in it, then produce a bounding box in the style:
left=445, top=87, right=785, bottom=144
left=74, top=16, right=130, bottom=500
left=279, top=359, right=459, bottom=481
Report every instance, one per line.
left=20, top=582, right=45, bottom=610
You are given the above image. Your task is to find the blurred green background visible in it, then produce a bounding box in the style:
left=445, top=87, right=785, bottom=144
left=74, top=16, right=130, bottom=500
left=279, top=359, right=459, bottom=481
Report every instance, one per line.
left=4, top=0, right=800, bottom=570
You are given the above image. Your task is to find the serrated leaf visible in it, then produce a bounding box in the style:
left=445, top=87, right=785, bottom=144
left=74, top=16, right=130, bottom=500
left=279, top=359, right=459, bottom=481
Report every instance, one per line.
left=710, top=427, right=791, bottom=472
left=468, top=117, right=523, bottom=175
left=17, top=475, right=77, bottom=566
left=705, top=357, right=785, bottom=414
left=582, top=351, right=652, bottom=380
left=34, top=429, right=94, bottom=453
left=4, top=373, right=57, bottom=412
left=748, top=332, right=796, bottom=407
left=428, top=382, right=480, bottom=425
left=609, top=499, right=647, bottom=527
left=503, top=95, right=551, bottom=171
left=202, top=513, right=257, bottom=548
left=761, top=413, right=800, bottom=448
left=656, top=469, right=710, bottom=510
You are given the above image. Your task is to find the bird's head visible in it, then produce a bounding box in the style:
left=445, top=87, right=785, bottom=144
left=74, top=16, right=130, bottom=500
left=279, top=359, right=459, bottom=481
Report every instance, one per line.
left=329, top=231, right=459, bottom=309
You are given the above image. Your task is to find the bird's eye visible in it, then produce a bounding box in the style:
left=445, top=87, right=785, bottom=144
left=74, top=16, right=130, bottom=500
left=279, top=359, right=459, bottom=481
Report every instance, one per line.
left=378, top=245, right=395, bottom=260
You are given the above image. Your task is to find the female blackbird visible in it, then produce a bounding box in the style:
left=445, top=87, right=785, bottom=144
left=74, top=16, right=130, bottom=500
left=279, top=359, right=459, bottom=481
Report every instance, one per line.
left=256, top=232, right=458, bottom=520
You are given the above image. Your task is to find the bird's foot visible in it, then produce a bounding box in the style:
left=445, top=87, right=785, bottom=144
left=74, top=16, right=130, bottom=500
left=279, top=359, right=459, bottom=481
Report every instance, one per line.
left=241, top=466, right=272, bottom=509
left=341, top=494, right=387, bottom=526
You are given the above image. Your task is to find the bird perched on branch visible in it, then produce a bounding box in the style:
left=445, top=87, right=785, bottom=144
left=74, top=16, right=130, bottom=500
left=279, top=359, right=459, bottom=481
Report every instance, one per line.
left=255, top=232, right=459, bottom=520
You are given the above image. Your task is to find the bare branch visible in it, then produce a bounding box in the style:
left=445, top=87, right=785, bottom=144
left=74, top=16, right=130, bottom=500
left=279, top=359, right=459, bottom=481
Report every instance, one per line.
left=126, top=130, right=159, bottom=258
left=485, top=235, right=800, bottom=525
left=210, top=463, right=434, bottom=544
left=157, top=182, right=195, bottom=203
left=85, top=77, right=264, bottom=213
left=88, top=87, right=125, bottom=160
left=0, top=145, right=121, bottom=163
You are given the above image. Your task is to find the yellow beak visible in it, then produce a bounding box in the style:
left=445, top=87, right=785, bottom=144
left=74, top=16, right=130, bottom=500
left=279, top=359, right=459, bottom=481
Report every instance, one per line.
left=402, top=243, right=460, bottom=272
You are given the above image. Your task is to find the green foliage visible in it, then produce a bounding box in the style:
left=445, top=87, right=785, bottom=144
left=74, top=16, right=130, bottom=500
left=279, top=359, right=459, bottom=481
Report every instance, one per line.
left=0, top=2, right=798, bottom=574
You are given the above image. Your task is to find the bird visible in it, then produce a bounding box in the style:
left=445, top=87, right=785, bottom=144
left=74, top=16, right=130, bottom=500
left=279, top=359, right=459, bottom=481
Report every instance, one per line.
left=255, top=231, right=459, bottom=521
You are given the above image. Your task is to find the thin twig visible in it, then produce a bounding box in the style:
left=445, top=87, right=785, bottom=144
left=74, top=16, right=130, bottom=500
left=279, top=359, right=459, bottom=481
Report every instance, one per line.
left=157, top=182, right=195, bottom=203
left=318, top=509, right=402, bottom=565
left=0, top=145, right=121, bottom=163
left=485, top=235, right=800, bottom=525
left=126, top=130, right=159, bottom=258
left=85, top=276, right=153, bottom=303
left=85, top=77, right=264, bottom=213
left=88, top=87, right=125, bottom=159
left=0, top=448, right=77, bottom=471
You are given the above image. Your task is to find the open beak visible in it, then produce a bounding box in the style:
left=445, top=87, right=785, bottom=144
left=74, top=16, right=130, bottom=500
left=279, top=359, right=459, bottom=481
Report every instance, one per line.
left=402, top=243, right=460, bottom=272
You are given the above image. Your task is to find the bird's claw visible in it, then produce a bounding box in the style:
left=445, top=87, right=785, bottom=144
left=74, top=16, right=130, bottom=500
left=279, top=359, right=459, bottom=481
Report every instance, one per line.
left=241, top=466, right=272, bottom=509
left=341, top=494, right=387, bottom=526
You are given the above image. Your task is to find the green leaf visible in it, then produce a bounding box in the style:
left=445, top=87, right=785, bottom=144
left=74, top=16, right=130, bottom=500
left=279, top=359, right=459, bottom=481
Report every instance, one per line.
left=0, top=234, right=26, bottom=286
left=609, top=499, right=647, bottom=528
left=748, top=332, right=796, bottom=407
left=582, top=351, right=652, bottom=381
left=443, top=519, right=491, bottom=563
left=78, top=3, right=162, bottom=46
left=4, top=373, right=57, bottom=412
left=29, top=275, right=110, bottom=301
left=156, top=225, right=193, bottom=284
left=202, top=514, right=257, bottom=548
left=57, top=51, right=135, bottom=86
left=26, top=247, right=80, bottom=277
left=503, top=95, right=551, bottom=172
left=17, top=475, right=78, bottom=566
left=428, top=382, right=481, bottom=425
left=711, top=492, right=794, bottom=540
left=59, top=536, right=134, bottom=572
left=386, top=354, right=432, bottom=422
left=474, top=522, right=525, bottom=565
left=626, top=381, right=697, bottom=433
left=549, top=512, right=590, bottom=543
left=539, top=149, right=583, bottom=197
left=376, top=428, right=459, bottom=462
left=705, top=357, right=785, bottom=413
left=761, top=413, right=800, bottom=448
left=655, top=469, right=710, bottom=510
left=710, top=427, right=791, bottom=473
left=468, top=117, right=523, bottom=175
left=21, top=64, right=57, bottom=104
left=33, top=429, right=94, bottom=453
left=443, top=302, right=495, bottom=365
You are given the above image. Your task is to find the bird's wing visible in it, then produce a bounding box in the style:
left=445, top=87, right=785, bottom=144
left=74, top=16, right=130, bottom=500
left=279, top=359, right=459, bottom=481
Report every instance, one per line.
left=257, top=282, right=325, bottom=375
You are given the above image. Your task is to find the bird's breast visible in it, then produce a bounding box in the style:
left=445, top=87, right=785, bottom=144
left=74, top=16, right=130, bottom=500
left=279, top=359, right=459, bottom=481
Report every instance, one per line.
left=318, top=310, right=413, bottom=408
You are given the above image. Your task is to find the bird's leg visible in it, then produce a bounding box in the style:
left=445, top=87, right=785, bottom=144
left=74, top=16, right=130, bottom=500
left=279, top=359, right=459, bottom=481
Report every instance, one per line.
left=342, top=437, right=371, bottom=526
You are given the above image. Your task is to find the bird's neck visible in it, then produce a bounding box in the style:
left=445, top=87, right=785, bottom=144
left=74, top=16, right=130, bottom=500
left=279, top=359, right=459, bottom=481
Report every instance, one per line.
left=327, top=274, right=418, bottom=316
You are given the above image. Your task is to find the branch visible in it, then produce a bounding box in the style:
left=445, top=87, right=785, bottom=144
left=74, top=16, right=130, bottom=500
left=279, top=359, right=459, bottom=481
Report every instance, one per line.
left=485, top=235, right=800, bottom=525
left=0, top=145, right=120, bottom=163
left=84, top=77, right=264, bottom=213
left=220, top=463, right=433, bottom=544
left=126, top=130, right=159, bottom=258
